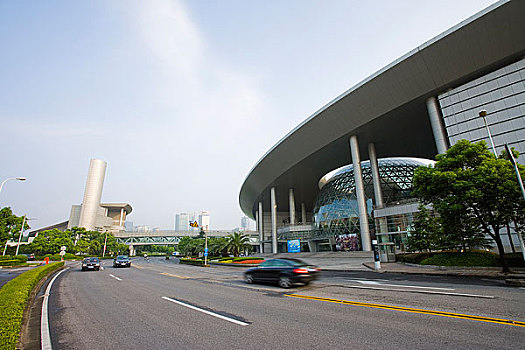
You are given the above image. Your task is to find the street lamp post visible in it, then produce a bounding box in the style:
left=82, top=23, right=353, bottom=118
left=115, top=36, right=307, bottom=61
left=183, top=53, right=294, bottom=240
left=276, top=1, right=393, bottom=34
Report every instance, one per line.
left=15, top=215, right=26, bottom=256
left=479, top=110, right=497, bottom=157
left=14, top=216, right=36, bottom=256
left=0, top=177, right=27, bottom=196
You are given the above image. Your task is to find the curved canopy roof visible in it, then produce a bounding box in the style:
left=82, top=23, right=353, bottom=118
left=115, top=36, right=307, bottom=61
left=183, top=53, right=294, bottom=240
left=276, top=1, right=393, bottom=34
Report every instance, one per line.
left=240, top=0, right=525, bottom=219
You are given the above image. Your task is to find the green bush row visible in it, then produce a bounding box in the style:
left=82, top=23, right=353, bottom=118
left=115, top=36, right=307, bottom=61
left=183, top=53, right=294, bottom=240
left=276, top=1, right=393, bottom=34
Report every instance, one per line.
left=0, top=261, right=64, bottom=350
left=179, top=258, right=206, bottom=266
left=396, top=251, right=525, bottom=267
left=0, top=255, right=28, bottom=263
left=216, top=256, right=263, bottom=262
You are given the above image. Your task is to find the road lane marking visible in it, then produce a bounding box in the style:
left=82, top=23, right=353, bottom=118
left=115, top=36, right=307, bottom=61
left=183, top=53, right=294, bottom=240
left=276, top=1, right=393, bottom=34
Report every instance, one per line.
left=160, top=272, right=189, bottom=279
left=337, top=284, right=494, bottom=298
left=286, top=294, right=524, bottom=327
left=346, top=279, right=455, bottom=291
left=109, top=274, right=122, bottom=281
left=41, top=268, right=68, bottom=350
left=132, top=265, right=144, bottom=269
left=162, top=296, right=250, bottom=326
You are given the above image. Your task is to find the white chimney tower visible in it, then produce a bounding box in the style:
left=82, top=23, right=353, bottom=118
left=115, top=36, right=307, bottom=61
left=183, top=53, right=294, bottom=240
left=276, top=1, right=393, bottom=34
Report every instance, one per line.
left=78, top=159, right=107, bottom=231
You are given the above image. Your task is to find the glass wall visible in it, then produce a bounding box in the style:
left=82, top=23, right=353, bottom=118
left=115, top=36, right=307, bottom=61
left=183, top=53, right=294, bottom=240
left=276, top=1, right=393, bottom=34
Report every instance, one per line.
left=313, top=158, right=432, bottom=251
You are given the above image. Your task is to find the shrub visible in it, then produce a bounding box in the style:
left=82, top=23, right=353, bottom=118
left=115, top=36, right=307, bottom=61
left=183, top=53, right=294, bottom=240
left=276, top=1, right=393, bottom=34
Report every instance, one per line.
left=179, top=258, right=206, bottom=266
left=396, top=253, right=436, bottom=264
left=420, top=251, right=500, bottom=267
left=0, top=255, right=29, bottom=267
left=0, top=262, right=64, bottom=350
left=504, top=253, right=525, bottom=267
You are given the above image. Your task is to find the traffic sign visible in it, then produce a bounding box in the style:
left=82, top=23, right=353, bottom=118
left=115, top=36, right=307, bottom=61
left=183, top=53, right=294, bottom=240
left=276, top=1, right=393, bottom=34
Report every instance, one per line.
left=59, top=250, right=66, bottom=256
left=60, top=246, right=67, bottom=251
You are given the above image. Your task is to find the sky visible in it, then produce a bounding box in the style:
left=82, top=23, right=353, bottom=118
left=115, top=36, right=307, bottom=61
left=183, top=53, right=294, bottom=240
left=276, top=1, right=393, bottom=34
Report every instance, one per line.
left=0, top=0, right=498, bottom=231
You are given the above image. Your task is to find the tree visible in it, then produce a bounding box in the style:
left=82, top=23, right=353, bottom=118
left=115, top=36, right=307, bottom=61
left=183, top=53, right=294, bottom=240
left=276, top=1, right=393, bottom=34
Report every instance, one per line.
left=226, top=232, right=250, bottom=257
left=208, top=237, right=229, bottom=257
left=406, top=205, right=440, bottom=252
left=0, top=207, right=30, bottom=250
left=413, top=140, right=525, bottom=272
left=29, top=229, right=74, bottom=256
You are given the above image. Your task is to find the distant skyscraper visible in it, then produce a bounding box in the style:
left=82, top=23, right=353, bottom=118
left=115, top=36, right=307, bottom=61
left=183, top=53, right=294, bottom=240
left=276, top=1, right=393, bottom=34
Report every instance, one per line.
left=198, top=211, right=210, bottom=231
left=175, top=213, right=190, bottom=231
left=241, top=216, right=251, bottom=231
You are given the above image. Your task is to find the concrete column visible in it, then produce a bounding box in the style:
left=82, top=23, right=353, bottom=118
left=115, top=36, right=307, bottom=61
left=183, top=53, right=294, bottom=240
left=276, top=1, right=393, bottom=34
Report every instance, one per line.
left=129, top=245, right=135, bottom=257
left=368, top=143, right=384, bottom=209
left=258, top=201, right=264, bottom=253
left=79, top=159, right=107, bottom=231
left=350, top=135, right=372, bottom=251
left=289, top=188, right=296, bottom=225
left=119, top=208, right=124, bottom=227
left=301, top=203, right=306, bottom=224
left=426, top=96, right=448, bottom=154
left=271, top=187, right=278, bottom=254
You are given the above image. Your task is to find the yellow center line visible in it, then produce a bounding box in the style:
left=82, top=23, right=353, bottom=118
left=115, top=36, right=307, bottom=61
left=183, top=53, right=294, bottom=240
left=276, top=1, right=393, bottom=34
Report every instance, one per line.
left=286, top=294, right=525, bottom=328
left=160, top=272, right=189, bottom=279
left=132, top=265, right=144, bottom=269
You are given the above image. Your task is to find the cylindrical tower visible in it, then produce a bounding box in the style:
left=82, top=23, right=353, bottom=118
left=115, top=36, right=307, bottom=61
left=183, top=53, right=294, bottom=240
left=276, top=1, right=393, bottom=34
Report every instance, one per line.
left=78, top=159, right=107, bottom=231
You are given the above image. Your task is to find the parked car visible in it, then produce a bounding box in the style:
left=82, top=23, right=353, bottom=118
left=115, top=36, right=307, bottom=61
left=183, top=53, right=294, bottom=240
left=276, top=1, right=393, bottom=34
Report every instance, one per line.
left=81, top=257, right=100, bottom=271
left=113, top=255, right=131, bottom=268
left=244, top=258, right=320, bottom=288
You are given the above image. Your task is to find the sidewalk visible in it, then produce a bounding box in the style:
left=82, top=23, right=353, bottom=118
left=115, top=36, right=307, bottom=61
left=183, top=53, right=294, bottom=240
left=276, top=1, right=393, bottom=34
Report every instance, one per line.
left=362, top=262, right=525, bottom=280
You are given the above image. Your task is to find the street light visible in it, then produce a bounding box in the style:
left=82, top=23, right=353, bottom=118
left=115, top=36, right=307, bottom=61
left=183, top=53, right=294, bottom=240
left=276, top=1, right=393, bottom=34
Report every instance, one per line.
left=0, top=177, right=27, bottom=195
left=479, top=110, right=497, bottom=157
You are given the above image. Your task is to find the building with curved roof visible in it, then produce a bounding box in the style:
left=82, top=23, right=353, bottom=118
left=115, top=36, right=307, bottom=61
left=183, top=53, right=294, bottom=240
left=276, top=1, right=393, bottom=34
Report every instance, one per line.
left=239, top=0, right=525, bottom=253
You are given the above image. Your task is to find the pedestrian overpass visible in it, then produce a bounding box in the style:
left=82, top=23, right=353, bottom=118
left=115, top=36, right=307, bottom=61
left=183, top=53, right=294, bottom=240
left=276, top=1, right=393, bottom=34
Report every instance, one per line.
left=113, top=230, right=258, bottom=256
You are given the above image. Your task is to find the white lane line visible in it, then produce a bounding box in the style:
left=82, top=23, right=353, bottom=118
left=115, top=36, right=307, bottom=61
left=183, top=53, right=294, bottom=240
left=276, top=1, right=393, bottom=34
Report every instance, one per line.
left=109, top=274, right=122, bottom=281
left=162, top=296, right=250, bottom=326
left=341, top=285, right=495, bottom=298
left=346, top=279, right=455, bottom=291
left=41, top=268, right=68, bottom=350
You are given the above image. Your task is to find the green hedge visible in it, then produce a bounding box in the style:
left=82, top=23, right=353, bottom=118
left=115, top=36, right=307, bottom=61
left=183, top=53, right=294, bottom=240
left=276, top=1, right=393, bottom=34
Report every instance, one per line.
left=0, top=261, right=64, bottom=350
left=396, top=251, right=525, bottom=267
left=179, top=258, right=206, bottom=266
left=0, top=255, right=29, bottom=267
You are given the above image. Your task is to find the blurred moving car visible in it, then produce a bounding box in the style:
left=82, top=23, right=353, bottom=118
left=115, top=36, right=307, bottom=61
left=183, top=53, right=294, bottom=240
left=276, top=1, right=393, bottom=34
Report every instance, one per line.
left=113, top=255, right=131, bottom=268
left=20, top=253, right=35, bottom=260
left=244, top=258, right=320, bottom=288
left=81, top=257, right=100, bottom=271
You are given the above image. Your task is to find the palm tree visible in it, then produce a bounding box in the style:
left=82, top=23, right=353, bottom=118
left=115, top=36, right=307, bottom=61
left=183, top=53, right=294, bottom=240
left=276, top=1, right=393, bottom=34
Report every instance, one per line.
left=226, top=232, right=250, bottom=257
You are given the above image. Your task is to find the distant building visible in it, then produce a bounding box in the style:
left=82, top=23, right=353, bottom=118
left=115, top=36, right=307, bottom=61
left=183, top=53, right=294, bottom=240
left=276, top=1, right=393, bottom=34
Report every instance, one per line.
left=198, top=211, right=210, bottom=231
left=240, top=216, right=251, bottom=231
left=175, top=213, right=190, bottom=231
left=32, top=158, right=132, bottom=235
left=175, top=211, right=209, bottom=231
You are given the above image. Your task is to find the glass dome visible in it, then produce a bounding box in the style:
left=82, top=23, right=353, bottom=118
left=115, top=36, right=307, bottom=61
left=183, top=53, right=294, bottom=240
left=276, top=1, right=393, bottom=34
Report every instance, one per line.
left=313, top=157, right=433, bottom=250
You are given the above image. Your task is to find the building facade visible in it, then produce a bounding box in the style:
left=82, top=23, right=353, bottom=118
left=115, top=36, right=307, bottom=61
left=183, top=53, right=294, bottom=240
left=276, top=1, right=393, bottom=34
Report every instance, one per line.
left=239, top=0, right=525, bottom=254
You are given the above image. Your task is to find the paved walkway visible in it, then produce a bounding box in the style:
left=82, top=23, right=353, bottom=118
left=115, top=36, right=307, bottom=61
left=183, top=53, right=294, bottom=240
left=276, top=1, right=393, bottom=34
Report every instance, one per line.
left=255, top=252, right=525, bottom=280
left=362, top=262, right=525, bottom=279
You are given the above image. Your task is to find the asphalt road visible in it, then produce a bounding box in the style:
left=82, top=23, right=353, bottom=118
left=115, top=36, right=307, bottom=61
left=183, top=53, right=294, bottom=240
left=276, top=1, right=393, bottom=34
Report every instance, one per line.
left=41, top=257, right=524, bottom=349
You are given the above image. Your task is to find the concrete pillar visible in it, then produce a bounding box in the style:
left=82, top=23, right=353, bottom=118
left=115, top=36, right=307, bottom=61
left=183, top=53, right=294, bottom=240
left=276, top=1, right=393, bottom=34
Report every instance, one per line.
left=426, top=96, right=449, bottom=154
left=258, top=201, right=264, bottom=253
left=368, top=143, right=384, bottom=209
left=79, top=159, right=107, bottom=231
left=301, top=203, right=306, bottom=224
left=129, top=245, right=135, bottom=257
left=350, top=135, right=372, bottom=251
left=271, top=187, right=278, bottom=254
left=119, top=208, right=124, bottom=227
left=289, top=188, right=296, bottom=225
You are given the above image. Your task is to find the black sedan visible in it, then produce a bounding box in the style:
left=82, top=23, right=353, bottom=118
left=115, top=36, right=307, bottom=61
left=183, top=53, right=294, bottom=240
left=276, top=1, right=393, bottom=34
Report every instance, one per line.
left=81, top=257, right=100, bottom=271
left=113, top=255, right=131, bottom=268
left=244, top=258, right=320, bottom=288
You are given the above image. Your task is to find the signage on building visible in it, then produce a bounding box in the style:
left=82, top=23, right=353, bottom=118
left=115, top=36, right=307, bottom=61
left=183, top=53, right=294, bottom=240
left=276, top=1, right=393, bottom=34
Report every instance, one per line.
left=287, top=239, right=300, bottom=253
